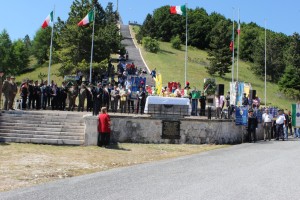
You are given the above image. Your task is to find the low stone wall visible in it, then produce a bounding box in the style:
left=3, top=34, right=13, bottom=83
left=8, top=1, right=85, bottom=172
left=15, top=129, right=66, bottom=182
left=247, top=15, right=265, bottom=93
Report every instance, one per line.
left=83, top=115, right=264, bottom=146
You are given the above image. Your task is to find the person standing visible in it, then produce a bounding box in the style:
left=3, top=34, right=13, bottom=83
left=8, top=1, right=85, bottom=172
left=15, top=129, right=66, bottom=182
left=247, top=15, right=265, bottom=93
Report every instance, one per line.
left=199, top=92, right=206, bottom=116
left=275, top=109, right=286, bottom=141
left=77, top=84, right=87, bottom=112
left=9, top=76, right=18, bottom=110
left=127, top=85, right=134, bottom=113
left=27, top=80, right=34, bottom=109
left=248, top=108, right=258, bottom=143
left=92, top=82, right=103, bottom=116
left=97, top=107, right=111, bottom=147
left=262, top=108, right=273, bottom=141
left=215, top=95, right=221, bottom=119
left=20, top=82, right=28, bottom=110
left=242, top=93, right=249, bottom=107
left=119, top=85, right=127, bottom=113
left=2, top=75, right=11, bottom=110
left=68, top=84, right=78, bottom=111
left=110, top=85, right=119, bottom=113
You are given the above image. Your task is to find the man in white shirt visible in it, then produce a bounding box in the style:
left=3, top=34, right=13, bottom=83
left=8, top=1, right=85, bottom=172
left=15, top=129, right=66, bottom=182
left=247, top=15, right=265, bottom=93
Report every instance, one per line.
left=262, top=108, right=273, bottom=141
left=275, top=109, right=286, bottom=141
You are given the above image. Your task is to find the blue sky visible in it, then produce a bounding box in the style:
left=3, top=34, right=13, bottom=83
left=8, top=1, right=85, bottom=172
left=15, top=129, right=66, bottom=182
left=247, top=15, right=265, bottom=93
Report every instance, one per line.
left=1, top=0, right=299, bottom=41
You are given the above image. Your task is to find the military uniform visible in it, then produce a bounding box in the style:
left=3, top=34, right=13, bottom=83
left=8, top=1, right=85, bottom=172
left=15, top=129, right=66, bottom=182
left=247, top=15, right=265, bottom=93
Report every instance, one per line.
left=2, top=76, right=11, bottom=110
left=78, top=85, right=87, bottom=112
left=0, top=74, right=3, bottom=109
left=68, top=86, right=78, bottom=111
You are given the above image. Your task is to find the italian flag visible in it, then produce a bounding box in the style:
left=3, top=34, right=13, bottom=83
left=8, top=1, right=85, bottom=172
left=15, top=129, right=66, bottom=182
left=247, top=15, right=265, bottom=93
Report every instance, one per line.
left=230, top=40, right=234, bottom=51
left=78, top=10, right=94, bottom=26
left=41, top=11, right=53, bottom=29
left=170, top=5, right=186, bottom=16
left=291, top=104, right=300, bottom=127
left=237, top=20, right=241, bottom=35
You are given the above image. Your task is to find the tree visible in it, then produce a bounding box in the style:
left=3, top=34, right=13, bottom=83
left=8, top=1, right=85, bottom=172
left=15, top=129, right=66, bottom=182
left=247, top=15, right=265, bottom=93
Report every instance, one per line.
left=31, top=27, right=52, bottom=64
left=279, top=33, right=300, bottom=99
left=142, top=37, right=160, bottom=53
left=252, top=31, right=288, bottom=82
left=56, top=0, right=121, bottom=76
left=11, top=39, right=30, bottom=74
left=0, top=29, right=13, bottom=73
left=188, top=7, right=211, bottom=49
left=206, top=20, right=232, bottom=77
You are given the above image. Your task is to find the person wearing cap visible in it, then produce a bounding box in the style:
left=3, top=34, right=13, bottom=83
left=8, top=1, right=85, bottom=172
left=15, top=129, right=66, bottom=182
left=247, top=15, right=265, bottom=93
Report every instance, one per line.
left=2, top=75, right=11, bottom=110
left=248, top=108, right=258, bottom=143
left=77, top=84, right=87, bottom=112
left=68, top=84, right=78, bottom=111
left=262, top=108, right=273, bottom=141
left=275, top=109, right=286, bottom=141
left=9, top=76, right=18, bottom=110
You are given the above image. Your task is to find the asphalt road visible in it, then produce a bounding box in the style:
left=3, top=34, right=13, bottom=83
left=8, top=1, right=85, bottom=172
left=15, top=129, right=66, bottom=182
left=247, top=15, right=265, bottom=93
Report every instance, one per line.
left=1, top=140, right=300, bottom=200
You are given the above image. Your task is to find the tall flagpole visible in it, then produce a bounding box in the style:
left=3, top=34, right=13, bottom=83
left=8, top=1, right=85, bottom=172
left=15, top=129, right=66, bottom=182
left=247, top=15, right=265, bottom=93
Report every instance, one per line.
left=264, top=19, right=267, bottom=107
left=184, top=2, right=188, bottom=85
left=231, top=8, right=235, bottom=83
left=236, top=8, right=240, bottom=82
left=47, top=6, right=55, bottom=85
left=89, top=7, right=96, bottom=83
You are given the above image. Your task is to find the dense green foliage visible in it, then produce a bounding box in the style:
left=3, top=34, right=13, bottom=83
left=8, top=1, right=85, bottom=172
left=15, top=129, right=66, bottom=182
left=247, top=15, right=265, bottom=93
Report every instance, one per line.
left=142, top=37, right=160, bottom=53
left=0, top=30, right=30, bottom=75
left=171, top=35, right=182, bottom=50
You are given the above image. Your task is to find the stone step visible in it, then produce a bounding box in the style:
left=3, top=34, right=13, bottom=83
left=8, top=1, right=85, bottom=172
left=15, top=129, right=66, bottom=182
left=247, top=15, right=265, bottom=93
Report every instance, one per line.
left=0, top=133, right=84, bottom=140
left=0, top=120, right=84, bottom=126
left=0, top=123, right=84, bottom=129
left=0, top=126, right=84, bottom=133
left=0, top=129, right=84, bottom=136
left=0, top=137, right=84, bottom=145
left=0, top=114, right=84, bottom=122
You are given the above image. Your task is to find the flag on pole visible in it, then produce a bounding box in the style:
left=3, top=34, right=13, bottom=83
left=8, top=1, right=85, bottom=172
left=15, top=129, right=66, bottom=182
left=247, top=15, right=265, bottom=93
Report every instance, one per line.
left=292, top=104, right=300, bottom=127
left=237, top=20, right=241, bottom=35
left=155, top=74, right=162, bottom=95
left=170, top=5, right=186, bottom=16
left=42, top=11, right=53, bottom=29
left=78, top=10, right=94, bottom=26
left=230, top=40, right=234, bottom=51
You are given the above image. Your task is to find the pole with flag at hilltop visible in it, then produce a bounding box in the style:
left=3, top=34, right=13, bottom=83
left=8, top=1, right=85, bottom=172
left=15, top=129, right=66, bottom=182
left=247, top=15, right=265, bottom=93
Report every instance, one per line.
left=231, top=8, right=235, bottom=84
left=236, top=8, right=240, bottom=82
left=170, top=3, right=188, bottom=85
left=41, top=8, right=54, bottom=85
left=78, top=8, right=95, bottom=83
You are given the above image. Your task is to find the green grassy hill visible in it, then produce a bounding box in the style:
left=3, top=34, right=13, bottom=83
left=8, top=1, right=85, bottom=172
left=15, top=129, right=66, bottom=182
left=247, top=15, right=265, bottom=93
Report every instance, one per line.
left=134, top=31, right=294, bottom=110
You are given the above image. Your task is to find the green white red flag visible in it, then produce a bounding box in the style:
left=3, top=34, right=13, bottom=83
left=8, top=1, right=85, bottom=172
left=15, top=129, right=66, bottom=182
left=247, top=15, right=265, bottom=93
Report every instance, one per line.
left=170, top=5, right=186, bottom=16
left=42, top=11, right=53, bottom=29
left=78, top=10, right=94, bottom=26
left=237, top=20, right=241, bottom=35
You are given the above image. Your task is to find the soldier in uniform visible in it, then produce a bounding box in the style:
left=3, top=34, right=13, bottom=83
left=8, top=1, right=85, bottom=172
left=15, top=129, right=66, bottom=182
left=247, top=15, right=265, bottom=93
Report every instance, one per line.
left=68, top=84, right=78, bottom=111
left=78, top=84, right=87, bottom=112
left=86, top=84, right=93, bottom=112
left=2, top=75, right=11, bottom=110
left=41, top=80, right=48, bottom=109
left=136, top=86, right=146, bottom=114
left=199, top=92, right=206, bottom=116
left=9, top=76, right=18, bottom=110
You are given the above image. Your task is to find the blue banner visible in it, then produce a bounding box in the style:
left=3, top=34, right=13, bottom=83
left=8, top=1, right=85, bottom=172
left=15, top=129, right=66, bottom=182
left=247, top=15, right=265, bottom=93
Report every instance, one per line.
left=236, top=106, right=248, bottom=126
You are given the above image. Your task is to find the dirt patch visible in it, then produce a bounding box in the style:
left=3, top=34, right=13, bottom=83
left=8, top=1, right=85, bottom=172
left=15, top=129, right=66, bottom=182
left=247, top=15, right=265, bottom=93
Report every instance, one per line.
left=0, top=143, right=227, bottom=192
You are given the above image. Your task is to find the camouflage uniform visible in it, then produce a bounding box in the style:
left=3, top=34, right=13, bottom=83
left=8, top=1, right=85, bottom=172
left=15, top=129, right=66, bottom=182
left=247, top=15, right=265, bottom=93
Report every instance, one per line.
left=77, top=85, right=87, bottom=112
left=9, top=77, right=18, bottom=110
left=68, top=86, right=78, bottom=111
left=2, top=76, right=11, bottom=110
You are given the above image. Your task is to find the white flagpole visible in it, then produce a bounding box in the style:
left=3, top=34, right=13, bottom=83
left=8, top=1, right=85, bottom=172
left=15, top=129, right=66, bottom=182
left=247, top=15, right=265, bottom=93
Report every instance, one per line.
left=231, top=8, right=235, bottom=83
left=47, top=6, right=55, bottom=85
left=237, top=8, right=240, bottom=82
left=184, top=2, right=188, bottom=85
left=264, top=19, right=267, bottom=107
left=89, top=7, right=96, bottom=83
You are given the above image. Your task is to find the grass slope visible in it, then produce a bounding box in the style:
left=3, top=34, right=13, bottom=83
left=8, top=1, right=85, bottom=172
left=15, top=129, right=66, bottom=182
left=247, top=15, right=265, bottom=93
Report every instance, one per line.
left=135, top=35, right=294, bottom=110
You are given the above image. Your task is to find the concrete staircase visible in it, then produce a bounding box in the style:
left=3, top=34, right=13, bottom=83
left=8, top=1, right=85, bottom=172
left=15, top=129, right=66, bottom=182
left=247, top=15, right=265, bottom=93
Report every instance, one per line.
left=0, top=110, right=86, bottom=145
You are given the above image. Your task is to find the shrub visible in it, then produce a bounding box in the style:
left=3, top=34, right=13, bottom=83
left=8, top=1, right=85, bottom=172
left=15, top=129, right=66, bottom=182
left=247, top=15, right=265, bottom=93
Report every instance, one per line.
left=171, top=35, right=182, bottom=50
left=142, top=37, right=160, bottom=53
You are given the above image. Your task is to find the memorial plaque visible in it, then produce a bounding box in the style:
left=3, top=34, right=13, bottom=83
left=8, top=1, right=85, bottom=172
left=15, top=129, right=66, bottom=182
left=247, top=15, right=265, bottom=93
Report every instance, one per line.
left=162, top=120, right=181, bottom=139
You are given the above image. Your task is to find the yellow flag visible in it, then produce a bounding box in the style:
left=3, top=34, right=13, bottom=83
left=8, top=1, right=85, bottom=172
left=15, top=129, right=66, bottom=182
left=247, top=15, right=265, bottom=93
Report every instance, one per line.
left=155, top=74, right=162, bottom=95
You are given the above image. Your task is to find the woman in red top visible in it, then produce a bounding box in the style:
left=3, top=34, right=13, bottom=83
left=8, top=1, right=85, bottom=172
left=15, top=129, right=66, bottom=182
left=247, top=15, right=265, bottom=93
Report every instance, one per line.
left=98, top=107, right=111, bottom=147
